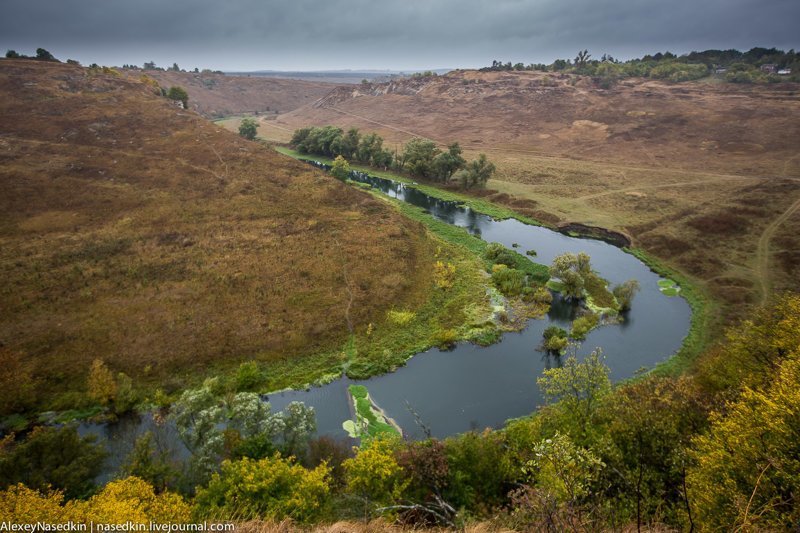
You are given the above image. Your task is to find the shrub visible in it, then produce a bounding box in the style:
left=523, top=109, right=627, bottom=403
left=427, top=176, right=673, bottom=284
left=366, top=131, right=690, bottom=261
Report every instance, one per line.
left=491, top=266, right=527, bottom=297
left=387, top=309, right=415, bottom=326
left=569, top=313, right=599, bottom=340
left=238, top=117, right=259, bottom=140
left=433, top=260, right=456, bottom=289
left=235, top=361, right=265, bottom=391
left=542, top=326, right=569, bottom=352
left=434, top=328, right=459, bottom=349
left=195, top=454, right=331, bottom=523
left=166, top=86, right=188, bottom=108
left=330, top=155, right=351, bottom=179
left=343, top=436, right=406, bottom=505
left=87, top=359, right=117, bottom=407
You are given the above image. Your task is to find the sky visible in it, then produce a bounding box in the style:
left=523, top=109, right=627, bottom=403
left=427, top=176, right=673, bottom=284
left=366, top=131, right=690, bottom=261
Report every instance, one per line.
left=0, top=0, right=797, bottom=72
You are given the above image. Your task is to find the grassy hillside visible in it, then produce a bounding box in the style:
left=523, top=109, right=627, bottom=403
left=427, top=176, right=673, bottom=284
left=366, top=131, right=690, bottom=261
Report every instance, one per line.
left=122, top=69, right=335, bottom=118
left=0, top=60, right=443, bottom=413
left=262, top=69, right=800, bottom=325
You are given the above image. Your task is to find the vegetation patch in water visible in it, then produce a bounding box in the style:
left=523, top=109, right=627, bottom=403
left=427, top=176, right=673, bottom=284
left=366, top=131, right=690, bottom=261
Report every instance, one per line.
left=658, top=278, right=681, bottom=297
left=343, top=384, right=400, bottom=439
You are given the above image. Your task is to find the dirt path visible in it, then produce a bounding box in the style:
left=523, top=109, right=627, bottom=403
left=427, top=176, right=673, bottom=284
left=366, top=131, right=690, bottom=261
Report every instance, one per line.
left=330, top=106, right=439, bottom=142
left=577, top=176, right=756, bottom=200
left=755, top=196, right=800, bottom=304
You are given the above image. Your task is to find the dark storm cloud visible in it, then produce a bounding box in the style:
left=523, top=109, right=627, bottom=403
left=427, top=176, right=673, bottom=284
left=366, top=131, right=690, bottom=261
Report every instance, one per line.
left=0, top=0, right=797, bottom=70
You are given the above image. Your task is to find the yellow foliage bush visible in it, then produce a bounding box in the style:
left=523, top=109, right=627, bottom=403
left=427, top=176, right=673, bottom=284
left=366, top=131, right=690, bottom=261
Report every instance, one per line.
left=194, top=454, right=331, bottom=523
left=434, top=260, right=456, bottom=289
left=688, top=347, right=800, bottom=530
left=0, top=477, right=191, bottom=524
left=87, top=359, right=117, bottom=406
left=386, top=309, right=415, bottom=326
left=343, top=436, right=407, bottom=504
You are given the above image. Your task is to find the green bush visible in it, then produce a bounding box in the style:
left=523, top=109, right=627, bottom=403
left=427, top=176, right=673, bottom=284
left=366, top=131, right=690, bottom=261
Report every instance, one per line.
left=569, top=313, right=599, bottom=340
left=235, top=361, right=266, bottom=391
left=491, top=266, right=527, bottom=296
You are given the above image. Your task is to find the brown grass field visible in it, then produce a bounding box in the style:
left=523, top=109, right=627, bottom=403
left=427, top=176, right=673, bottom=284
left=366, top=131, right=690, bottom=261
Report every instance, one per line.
left=122, top=69, right=335, bottom=118
left=0, top=60, right=441, bottom=412
left=259, top=69, right=800, bottom=326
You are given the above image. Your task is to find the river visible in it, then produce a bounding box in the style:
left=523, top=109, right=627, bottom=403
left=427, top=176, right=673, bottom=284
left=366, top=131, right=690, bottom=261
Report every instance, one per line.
left=80, top=162, right=691, bottom=477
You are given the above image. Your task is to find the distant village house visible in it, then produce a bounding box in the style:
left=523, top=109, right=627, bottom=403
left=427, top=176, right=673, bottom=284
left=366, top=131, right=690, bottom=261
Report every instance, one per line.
left=760, top=64, right=777, bottom=74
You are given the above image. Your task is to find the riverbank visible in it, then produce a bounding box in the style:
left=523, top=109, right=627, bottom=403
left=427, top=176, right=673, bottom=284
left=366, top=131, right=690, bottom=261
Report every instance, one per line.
left=275, top=145, right=711, bottom=377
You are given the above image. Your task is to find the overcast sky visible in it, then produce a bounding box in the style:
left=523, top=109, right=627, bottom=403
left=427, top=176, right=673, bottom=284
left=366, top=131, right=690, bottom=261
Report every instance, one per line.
left=0, top=0, right=797, bottom=71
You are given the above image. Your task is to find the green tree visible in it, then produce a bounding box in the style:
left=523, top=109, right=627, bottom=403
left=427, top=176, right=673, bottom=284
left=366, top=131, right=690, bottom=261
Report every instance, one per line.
left=454, top=153, right=495, bottom=189
left=333, top=128, right=360, bottom=159
left=121, top=432, right=179, bottom=493
left=444, top=430, right=512, bottom=512
left=432, top=143, right=466, bottom=182
left=575, top=49, right=591, bottom=70
left=330, top=155, right=351, bottom=180
left=166, top=86, right=188, bottom=108
left=238, top=117, right=259, bottom=140
left=0, top=426, right=107, bottom=499
left=402, top=137, right=440, bottom=178
left=194, top=454, right=331, bottom=523
left=35, top=48, right=57, bottom=62
left=602, top=376, right=707, bottom=530
left=5, top=50, right=20, bottom=59
left=612, top=279, right=640, bottom=312
left=549, top=253, right=586, bottom=300
left=537, top=351, right=611, bottom=439
left=527, top=432, right=604, bottom=510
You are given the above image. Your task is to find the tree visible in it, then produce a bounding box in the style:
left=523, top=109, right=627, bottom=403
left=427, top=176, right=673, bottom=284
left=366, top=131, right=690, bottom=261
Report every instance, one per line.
left=444, top=430, right=512, bottom=512
left=276, top=401, right=316, bottom=459
left=454, top=153, right=495, bottom=189
left=575, top=50, right=591, bottom=69
left=549, top=253, right=586, bottom=300
left=170, top=62, right=180, bottom=72
left=5, top=50, right=20, bottom=59
left=121, top=432, right=179, bottom=493
left=166, top=86, right=188, bottom=108
left=87, top=359, right=117, bottom=406
left=35, top=48, right=57, bottom=62
left=527, top=432, right=604, bottom=511
left=537, top=351, right=611, bottom=439
left=238, top=117, right=259, bottom=140
left=330, top=155, right=351, bottom=180
left=402, top=138, right=440, bottom=178
left=0, top=426, right=107, bottom=499
left=432, top=143, right=466, bottom=182
left=612, top=279, right=640, bottom=311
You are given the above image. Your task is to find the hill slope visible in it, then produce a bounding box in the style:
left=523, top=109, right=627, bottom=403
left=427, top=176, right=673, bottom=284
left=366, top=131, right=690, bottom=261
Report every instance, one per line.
left=269, top=70, right=800, bottom=321
left=123, top=69, right=335, bottom=118
left=0, top=60, right=434, bottom=412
